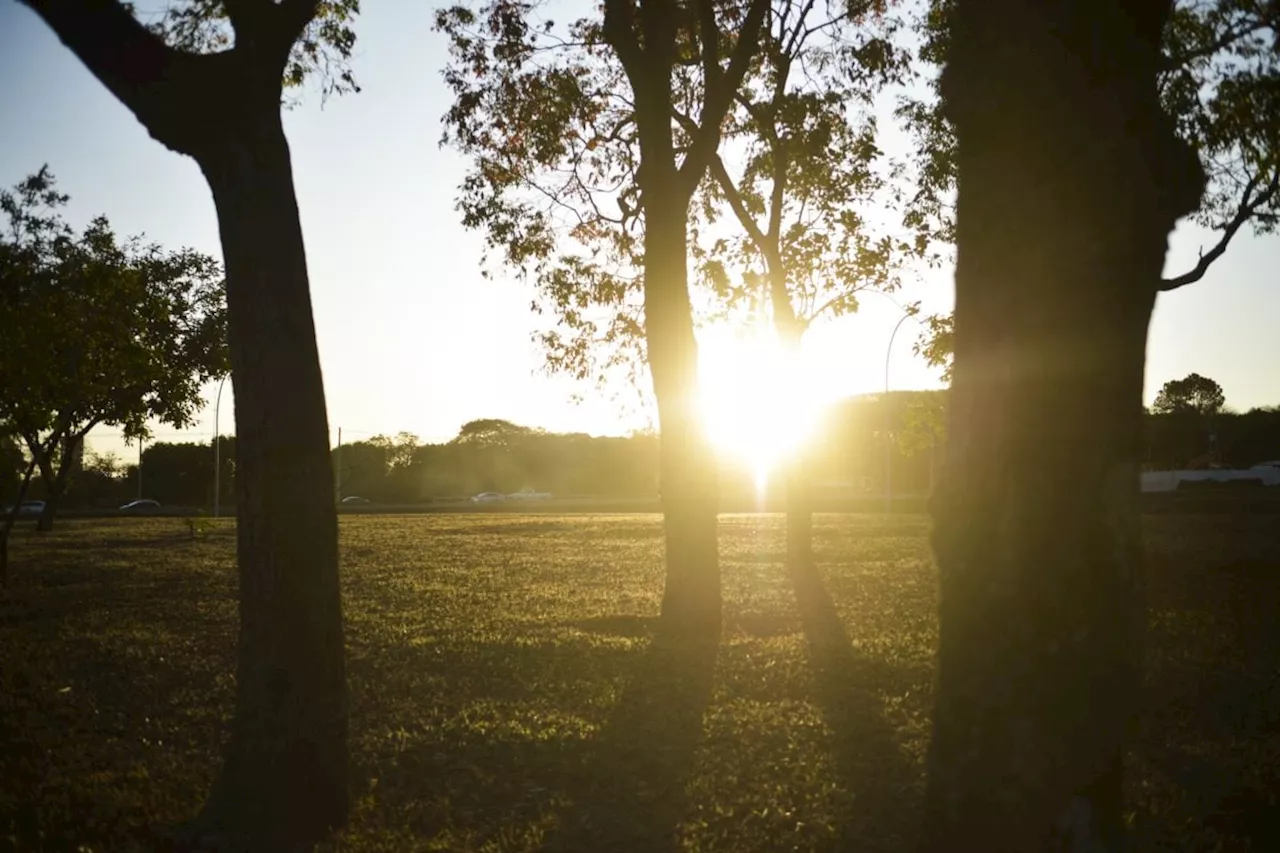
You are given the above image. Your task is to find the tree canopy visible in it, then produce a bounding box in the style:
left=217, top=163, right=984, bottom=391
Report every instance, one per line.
left=1152, top=372, right=1227, bottom=416
left=901, top=0, right=1280, bottom=375
left=0, top=166, right=228, bottom=527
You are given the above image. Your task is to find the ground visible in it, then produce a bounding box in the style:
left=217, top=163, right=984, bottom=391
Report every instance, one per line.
left=1, top=514, right=1277, bottom=852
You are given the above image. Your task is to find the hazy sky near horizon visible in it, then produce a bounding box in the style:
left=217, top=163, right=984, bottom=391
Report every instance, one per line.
left=1, top=1, right=1277, bottom=463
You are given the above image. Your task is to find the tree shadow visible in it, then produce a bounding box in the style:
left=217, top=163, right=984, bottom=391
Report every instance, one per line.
left=789, top=557, right=922, bottom=853
left=542, top=620, right=719, bottom=853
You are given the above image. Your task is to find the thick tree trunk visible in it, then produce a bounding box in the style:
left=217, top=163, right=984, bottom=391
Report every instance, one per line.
left=186, top=109, right=348, bottom=850
left=644, top=179, right=720, bottom=641
left=920, top=2, right=1204, bottom=851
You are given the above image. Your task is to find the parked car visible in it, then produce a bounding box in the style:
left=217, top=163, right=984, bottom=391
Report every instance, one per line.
left=2, top=500, right=45, bottom=518
left=340, top=496, right=371, bottom=504
left=471, top=492, right=506, bottom=503
left=506, top=488, right=552, bottom=501
left=119, top=499, right=161, bottom=512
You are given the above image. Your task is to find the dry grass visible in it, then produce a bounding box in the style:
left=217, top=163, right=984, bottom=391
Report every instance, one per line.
left=0, top=513, right=1276, bottom=852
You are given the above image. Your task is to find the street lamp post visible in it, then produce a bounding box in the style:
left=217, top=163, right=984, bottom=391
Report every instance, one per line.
left=213, top=375, right=227, bottom=518
left=884, top=310, right=918, bottom=515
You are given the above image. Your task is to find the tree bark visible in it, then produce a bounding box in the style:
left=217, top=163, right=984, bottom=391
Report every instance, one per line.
left=920, top=1, right=1204, bottom=851
left=21, top=5, right=350, bottom=846
left=187, top=108, right=348, bottom=849
left=644, top=177, right=721, bottom=641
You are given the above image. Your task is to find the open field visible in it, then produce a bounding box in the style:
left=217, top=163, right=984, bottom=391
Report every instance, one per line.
left=2, top=514, right=1278, bottom=852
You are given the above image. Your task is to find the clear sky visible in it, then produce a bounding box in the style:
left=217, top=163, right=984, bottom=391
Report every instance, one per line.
left=1, top=1, right=1276, bottom=464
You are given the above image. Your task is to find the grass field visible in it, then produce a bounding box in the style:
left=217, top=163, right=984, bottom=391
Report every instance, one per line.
left=1, top=513, right=1278, bottom=852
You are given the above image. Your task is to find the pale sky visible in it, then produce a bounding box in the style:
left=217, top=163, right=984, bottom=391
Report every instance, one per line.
left=1, top=1, right=1276, bottom=463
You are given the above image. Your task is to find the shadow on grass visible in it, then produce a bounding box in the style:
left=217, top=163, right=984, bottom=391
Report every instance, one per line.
left=789, top=558, right=921, bottom=853
left=542, top=620, right=718, bottom=853
left=1136, top=552, right=1280, bottom=850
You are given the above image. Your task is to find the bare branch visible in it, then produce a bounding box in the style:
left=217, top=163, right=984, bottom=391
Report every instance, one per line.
left=1160, top=171, right=1279, bottom=292
left=709, top=153, right=769, bottom=252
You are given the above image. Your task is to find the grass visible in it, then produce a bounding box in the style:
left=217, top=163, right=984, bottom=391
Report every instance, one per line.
left=0, top=513, right=1277, bottom=852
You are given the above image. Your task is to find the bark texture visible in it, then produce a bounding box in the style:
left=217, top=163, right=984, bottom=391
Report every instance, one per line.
left=22, top=3, right=349, bottom=848
left=921, top=1, right=1205, bottom=850
left=191, top=109, right=348, bottom=851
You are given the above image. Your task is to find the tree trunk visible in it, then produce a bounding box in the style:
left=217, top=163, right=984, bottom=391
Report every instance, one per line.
left=35, top=434, right=81, bottom=532
left=920, top=2, right=1204, bottom=851
left=1, top=456, right=39, bottom=588
left=785, top=464, right=813, bottom=566
left=643, top=178, right=720, bottom=641
left=767, top=266, right=811, bottom=569
left=34, top=451, right=56, bottom=533
left=185, top=109, right=348, bottom=850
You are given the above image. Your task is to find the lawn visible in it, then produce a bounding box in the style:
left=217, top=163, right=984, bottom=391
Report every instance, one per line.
left=1, top=513, right=1277, bottom=852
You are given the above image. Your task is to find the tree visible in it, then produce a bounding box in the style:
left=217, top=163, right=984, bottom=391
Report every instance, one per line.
left=0, top=169, right=228, bottom=533
left=438, top=0, right=770, bottom=638
left=920, top=0, right=1204, bottom=849
left=0, top=429, right=38, bottom=588
left=901, top=0, right=1280, bottom=379
left=453, top=418, right=539, bottom=447
left=1151, top=372, right=1226, bottom=415
left=693, top=0, right=907, bottom=564
left=18, top=0, right=360, bottom=846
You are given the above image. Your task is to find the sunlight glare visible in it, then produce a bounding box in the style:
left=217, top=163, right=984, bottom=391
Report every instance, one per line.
left=698, top=326, right=827, bottom=492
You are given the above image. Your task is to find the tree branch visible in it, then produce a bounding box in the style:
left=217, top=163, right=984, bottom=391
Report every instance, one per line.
left=709, top=153, right=769, bottom=252
left=1160, top=19, right=1273, bottom=72
left=678, top=0, right=770, bottom=195
left=602, top=0, right=645, bottom=83
left=21, top=0, right=196, bottom=119
left=1160, top=171, right=1279, bottom=292
left=696, top=0, right=721, bottom=96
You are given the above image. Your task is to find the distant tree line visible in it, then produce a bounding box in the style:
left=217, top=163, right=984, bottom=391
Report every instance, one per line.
left=9, top=379, right=1275, bottom=515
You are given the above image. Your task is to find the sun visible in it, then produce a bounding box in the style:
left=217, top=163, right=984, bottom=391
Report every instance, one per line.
left=697, top=325, right=826, bottom=491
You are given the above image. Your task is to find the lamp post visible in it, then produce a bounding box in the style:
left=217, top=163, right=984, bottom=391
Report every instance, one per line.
left=884, top=309, right=920, bottom=514
left=213, top=375, right=227, bottom=518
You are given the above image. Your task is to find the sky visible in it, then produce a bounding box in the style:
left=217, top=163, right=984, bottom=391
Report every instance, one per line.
left=1, top=1, right=1277, bottom=464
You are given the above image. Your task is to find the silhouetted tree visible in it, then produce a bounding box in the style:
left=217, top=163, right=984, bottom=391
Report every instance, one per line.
left=0, top=168, right=227, bottom=532
left=1151, top=372, right=1226, bottom=416
left=454, top=419, right=538, bottom=447
left=695, top=0, right=907, bottom=564
left=18, top=0, right=360, bottom=846
left=921, top=1, right=1204, bottom=850
left=438, top=0, right=770, bottom=638
left=902, top=0, right=1280, bottom=379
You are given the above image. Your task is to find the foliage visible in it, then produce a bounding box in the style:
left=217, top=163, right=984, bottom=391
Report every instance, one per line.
left=0, top=168, right=228, bottom=520
left=1152, top=372, right=1227, bottom=416
left=696, top=0, right=912, bottom=340
left=453, top=418, right=540, bottom=446
left=436, top=0, right=775, bottom=393
left=2, top=514, right=1277, bottom=850
left=899, top=0, right=1280, bottom=369
left=910, top=311, right=952, bottom=382
left=126, top=0, right=362, bottom=100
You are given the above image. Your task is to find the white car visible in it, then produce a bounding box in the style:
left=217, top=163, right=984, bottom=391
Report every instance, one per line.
left=471, top=492, right=506, bottom=503
left=506, top=488, right=552, bottom=501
